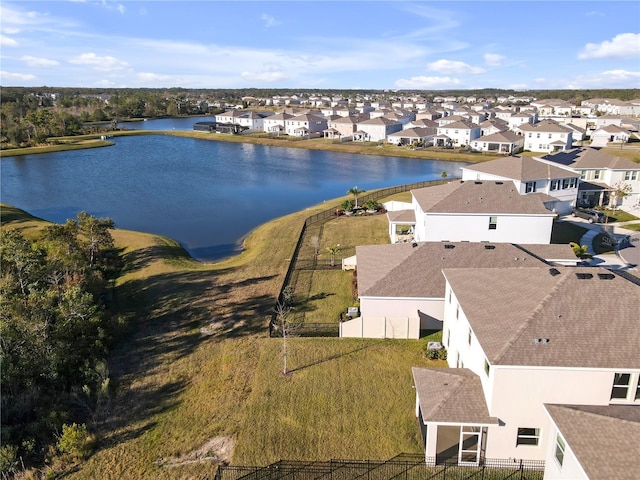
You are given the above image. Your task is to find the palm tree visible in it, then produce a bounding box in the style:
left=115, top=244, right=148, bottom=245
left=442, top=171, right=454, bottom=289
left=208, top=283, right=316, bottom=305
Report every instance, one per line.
left=347, top=186, right=365, bottom=209
left=326, top=245, right=340, bottom=267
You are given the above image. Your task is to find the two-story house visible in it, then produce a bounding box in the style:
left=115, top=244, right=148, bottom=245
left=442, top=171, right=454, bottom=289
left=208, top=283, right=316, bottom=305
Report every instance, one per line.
left=412, top=267, right=639, bottom=471
left=469, top=131, right=524, bottom=155
left=401, top=180, right=556, bottom=245
left=354, top=117, right=403, bottom=142
left=342, top=242, right=576, bottom=339
left=539, top=148, right=640, bottom=208
left=518, top=120, right=573, bottom=153
left=436, top=120, right=481, bottom=147
left=263, top=112, right=293, bottom=135
left=461, top=156, right=580, bottom=214
left=284, top=113, right=328, bottom=137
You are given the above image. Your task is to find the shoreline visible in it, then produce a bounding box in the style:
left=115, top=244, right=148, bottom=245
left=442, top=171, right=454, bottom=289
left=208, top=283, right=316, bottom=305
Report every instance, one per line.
left=1, top=128, right=492, bottom=163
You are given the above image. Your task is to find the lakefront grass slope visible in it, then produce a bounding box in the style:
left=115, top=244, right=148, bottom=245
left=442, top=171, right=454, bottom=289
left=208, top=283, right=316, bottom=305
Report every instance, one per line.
left=1, top=198, right=444, bottom=479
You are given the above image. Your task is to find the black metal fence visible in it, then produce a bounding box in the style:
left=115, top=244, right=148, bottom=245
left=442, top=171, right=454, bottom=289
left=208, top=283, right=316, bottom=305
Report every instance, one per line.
left=214, top=455, right=545, bottom=480
left=269, top=178, right=456, bottom=338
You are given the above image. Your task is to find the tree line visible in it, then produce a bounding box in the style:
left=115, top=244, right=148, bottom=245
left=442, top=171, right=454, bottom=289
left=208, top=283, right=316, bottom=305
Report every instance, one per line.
left=0, top=212, right=123, bottom=476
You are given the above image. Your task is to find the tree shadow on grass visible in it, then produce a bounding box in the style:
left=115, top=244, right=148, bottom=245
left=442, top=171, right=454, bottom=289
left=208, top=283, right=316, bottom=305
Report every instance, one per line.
left=289, top=341, right=379, bottom=373
left=119, top=242, right=195, bottom=275
left=294, top=292, right=335, bottom=313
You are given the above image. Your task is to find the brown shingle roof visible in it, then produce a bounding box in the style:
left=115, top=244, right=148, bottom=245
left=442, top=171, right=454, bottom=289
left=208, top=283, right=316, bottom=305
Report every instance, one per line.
left=356, top=242, right=571, bottom=298
left=464, top=156, right=578, bottom=182
left=442, top=267, right=640, bottom=368
left=411, top=180, right=553, bottom=215
left=413, top=367, right=498, bottom=424
left=545, top=404, right=640, bottom=480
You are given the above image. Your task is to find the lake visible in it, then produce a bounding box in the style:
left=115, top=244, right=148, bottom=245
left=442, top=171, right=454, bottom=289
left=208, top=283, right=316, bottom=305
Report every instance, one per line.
left=1, top=123, right=467, bottom=261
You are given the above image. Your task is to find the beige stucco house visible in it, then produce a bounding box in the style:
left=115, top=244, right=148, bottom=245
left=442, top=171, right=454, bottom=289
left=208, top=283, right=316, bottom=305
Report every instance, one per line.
left=413, top=267, right=640, bottom=471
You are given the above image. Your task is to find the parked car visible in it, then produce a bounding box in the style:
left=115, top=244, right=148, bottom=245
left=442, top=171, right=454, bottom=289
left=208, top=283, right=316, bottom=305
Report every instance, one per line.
left=572, top=207, right=606, bottom=223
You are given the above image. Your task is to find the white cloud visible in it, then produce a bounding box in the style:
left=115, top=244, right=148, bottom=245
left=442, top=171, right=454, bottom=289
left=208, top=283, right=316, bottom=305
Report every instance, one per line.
left=427, top=59, right=484, bottom=75
left=117, top=4, right=125, bottom=14
left=241, top=70, right=288, bottom=82
left=261, top=13, right=281, bottom=29
left=395, top=76, right=462, bottom=89
left=484, top=53, right=505, bottom=67
left=1, top=34, right=18, bottom=46
left=2, top=27, right=20, bottom=34
left=600, top=69, right=640, bottom=81
left=578, top=33, right=640, bottom=59
left=21, top=55, right=59, bottom=67
left=0, top=70, right=37, bottom=81
left=69, top=53, right=128, bottom=71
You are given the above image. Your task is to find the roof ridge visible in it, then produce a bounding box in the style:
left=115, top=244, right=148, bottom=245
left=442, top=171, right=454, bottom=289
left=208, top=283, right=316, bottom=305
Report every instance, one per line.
left=492, top=269, right=569, bottom=363
left=549, top=404, right=640, bottom=426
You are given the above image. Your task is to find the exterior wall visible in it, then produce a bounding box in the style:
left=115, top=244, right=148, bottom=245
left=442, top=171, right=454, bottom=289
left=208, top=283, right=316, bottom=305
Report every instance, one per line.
left=437, top=126, right=481, bottom=146
left=542, top=430, right=589, bottom=480
left=420, top=214, right=553, bottom=244
left=358, top=123, right=402, bottom=141
left=263, top=118, right=286, bottom=132
left=524, top=131, right=573, bottom=152
left=340, top=316, right=420, bottom=339
left=360, top=297, right=444, bottom=327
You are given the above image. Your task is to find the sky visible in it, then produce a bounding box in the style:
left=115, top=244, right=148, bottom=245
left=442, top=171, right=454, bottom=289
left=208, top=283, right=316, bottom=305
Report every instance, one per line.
left=1, top=0, right=639, bottom=91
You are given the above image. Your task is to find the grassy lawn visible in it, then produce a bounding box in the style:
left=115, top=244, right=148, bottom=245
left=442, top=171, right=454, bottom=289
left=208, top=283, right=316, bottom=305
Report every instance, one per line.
left=599, top=209, right=640, bottom=223
left=620, top=223, right=640, bottom=232
left=2, top=194, right=442, bottom=479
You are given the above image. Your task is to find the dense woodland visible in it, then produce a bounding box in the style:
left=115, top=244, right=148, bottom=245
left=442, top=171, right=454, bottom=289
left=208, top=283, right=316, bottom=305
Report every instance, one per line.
left=0, top=213, right=122, bottom=476
left=1, top=86, right=638, bottom=149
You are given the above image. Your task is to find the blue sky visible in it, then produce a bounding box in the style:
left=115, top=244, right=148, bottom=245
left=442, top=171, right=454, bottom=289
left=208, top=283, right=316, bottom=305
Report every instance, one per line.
left=1, top=1, right=639, bottom=90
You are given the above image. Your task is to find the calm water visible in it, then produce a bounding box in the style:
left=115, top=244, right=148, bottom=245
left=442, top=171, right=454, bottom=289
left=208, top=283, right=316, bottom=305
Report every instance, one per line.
left=1, top=128, right=466, bottom=261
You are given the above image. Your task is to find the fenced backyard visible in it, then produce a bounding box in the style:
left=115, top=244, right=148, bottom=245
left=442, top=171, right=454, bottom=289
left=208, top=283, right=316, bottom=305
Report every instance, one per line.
left=269, top=179, right=455, bottom=338
left=215, top=455, right=545, bottom=480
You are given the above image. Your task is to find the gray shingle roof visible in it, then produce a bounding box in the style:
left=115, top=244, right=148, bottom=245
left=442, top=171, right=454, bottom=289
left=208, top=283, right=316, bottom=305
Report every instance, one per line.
left=464, top=156, right=578, bottom=182
left=413, top=367, right=499, bottom=424
left=442, top=267, right=640, bottom=368
left=356, top=242, right=573, bottom=298
left=545, top=404, right=640, bottom=480
left=411, top=180, right=554, bottom=215
left=543, top=148, right=640, bottom=170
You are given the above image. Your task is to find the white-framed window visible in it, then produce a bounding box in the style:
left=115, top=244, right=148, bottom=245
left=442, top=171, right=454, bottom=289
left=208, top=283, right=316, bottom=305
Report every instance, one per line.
left=550, top=179, right=559, bottom=191
left=554, top=434, right=566, bottom=467
left=610, top=372, right=640, bottom=402
left=594, top=170, right=601, bottom=180
left=624, top=171, right=638, bottom=181
left=456, top=304, right=460, bottom=319
left=489, top=216, right=498, bottom=230
left=516, top=427, right=541, bottom=446
left=580, top=170, right=587, bottom=180
left=525, top=181, right=537, bottom=193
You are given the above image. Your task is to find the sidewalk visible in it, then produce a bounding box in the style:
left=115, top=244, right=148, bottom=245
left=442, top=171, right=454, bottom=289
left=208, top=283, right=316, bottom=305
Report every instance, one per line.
left=575, top=219, right=639, bottom=270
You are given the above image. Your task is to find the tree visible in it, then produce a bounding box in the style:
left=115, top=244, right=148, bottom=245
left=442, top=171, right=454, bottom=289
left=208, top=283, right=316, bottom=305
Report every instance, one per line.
left=274, top=300, right=292, bottom=377
left=609, top=181, right=632, bottom=214
left=326, top=245, right=340, bottom=267
left=347, top=186, right=365, bottom=208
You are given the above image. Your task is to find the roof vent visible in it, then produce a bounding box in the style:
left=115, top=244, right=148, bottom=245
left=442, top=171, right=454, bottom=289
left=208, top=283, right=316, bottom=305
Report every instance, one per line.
left=597, top=273, right=615, bottom=280
left=576, top=272, right=593, bottom=280
left=495, top=181, right=503, bottom=185
left=549, top=268, right=561, bottom=276
left=534, top=338, right=550, bottom=344
left=484, top=245, right=495, bottom=250
left=412, top=242, right=418, bottom=248
left=444, top=244, right=455, bottom=249
left=474, top=181, right=482, bottom=185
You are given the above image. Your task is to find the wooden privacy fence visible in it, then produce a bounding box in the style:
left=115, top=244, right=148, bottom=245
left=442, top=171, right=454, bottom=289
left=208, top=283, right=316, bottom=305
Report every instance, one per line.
left=269, top=178, right=458, bottom=337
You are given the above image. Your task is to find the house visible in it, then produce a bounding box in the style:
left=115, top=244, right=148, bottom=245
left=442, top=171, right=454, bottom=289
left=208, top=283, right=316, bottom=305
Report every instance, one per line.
left=412, top=267, right=640, bottom=469
left=461, top=156, right=579, bottom=214
left=436, top=120, right=481, bottom=147
left=354, top=117, right=403, bottom=142
left=326, top=115, right=367, bottom=139
left=589, top=125, right=630, bottom=147
left=539, top=148, right=640, bottom=208
left=234, top=111, right=273, bottom=132
left=263, top=112, right=293, bottom=135
left=480, top=119, right=509, bottom=136
left=386, top=127, right=435, bottom=146
left=469, top=131, right=524, bottom=155
left=518, top=120, right=573, bottom=153
left=284, top=113, right=328, bottom=137
left=341, top=242, right=577, bottom=339
left=401, top=180, right=556, bottom=245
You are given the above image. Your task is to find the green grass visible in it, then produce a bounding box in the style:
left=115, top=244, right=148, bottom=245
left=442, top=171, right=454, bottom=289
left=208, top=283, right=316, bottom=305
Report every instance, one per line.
left=3, top=190, right=442, bottom=478
left=621, top=223, right=640, bottom=231
left=599, top=209, right=640, bottom=223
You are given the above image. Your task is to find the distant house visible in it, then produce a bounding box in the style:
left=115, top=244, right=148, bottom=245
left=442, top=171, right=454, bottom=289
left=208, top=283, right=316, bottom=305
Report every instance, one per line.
left=518, top=120, right=573, bottom=153
left=263, top=112, right=293, bottom=135
left=469, top=131, right=524, bottom=155
left=436, top=120, right=481, bottom=147
left=539, top=148, right=640, bottom=208
left=192, top=121, right=216, bottom=132
left=412, top=266, right=640, bottom=469
left=589, top=125, right=630, bottom=147
left=354, top=117, right=403, bottom=142
left=341, top=242, right=577, bottom=339
left=284, top=113, right=327, bottom=137
left=461, top=156, right=579, bottom=214
left=386, top=127, right=435, bottom=146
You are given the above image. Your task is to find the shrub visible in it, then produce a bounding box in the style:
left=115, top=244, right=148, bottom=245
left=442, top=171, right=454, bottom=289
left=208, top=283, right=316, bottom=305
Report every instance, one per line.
left=341, top=200, right=354, bottom=211
left=424, top=346, right=447, bottom=360
left=55, top=423, right=92, bottom=461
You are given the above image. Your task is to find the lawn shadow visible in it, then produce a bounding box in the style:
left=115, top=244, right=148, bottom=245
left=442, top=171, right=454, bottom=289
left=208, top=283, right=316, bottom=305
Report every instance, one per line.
left=289, top=341, right=379, bottom=373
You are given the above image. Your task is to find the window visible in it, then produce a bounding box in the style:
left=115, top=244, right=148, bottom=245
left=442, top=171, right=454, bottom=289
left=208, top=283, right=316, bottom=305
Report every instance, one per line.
left=580, top=170, right=587, bottom=180
left=562, top=179, right=570, bottom=189
left=550, top=179, right=559, bottom=191
left=516, top=428, right=541, bottom=446
left=594, top=170, right=601, bottom=180
left=624, top=171, right=638, bottom=181
left=467, top=329, right=472, bottom=345
left=611, top=373, right=632, bottom=400
left=489, top=216, right=498, bottom=230
left=554, top=434, right=566, bottom=467
left=484, top=358, right=490, bottom=376
left=536, top=133, right=540, bottom=138
left=456, top=305, right=460, bottom=319
left=525, top=182, right=537, bottom=193
left=548, top=133, right=552, bottom=139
